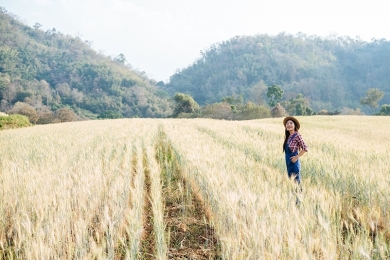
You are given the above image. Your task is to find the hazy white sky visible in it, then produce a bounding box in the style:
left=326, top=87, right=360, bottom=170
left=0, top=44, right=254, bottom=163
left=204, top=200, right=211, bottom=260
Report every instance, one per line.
left=1, top=0, right=389, bottom=82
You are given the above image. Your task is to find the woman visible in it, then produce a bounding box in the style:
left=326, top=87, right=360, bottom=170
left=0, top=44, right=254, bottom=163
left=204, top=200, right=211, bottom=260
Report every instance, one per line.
left=283, top=117, right=308, bottom=184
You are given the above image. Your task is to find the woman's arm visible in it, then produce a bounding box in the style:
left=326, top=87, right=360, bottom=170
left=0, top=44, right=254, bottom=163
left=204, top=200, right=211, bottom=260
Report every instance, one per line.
left=291, top=150, right=306, bottom=163
left=291, top=133, right=308, bottom=163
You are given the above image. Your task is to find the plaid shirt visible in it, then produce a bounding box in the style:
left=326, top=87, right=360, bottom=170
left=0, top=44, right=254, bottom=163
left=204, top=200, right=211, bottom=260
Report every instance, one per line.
left=288, top=132, right=308, bottom=153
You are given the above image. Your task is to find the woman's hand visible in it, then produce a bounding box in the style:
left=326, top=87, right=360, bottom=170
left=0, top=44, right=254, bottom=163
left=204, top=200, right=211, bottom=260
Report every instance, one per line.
left=291, top=150, right=306, bottom=163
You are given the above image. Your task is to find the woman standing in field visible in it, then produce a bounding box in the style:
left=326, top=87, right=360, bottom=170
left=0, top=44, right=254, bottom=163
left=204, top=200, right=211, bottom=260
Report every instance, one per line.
left=283, top=117, right=308, bottom=184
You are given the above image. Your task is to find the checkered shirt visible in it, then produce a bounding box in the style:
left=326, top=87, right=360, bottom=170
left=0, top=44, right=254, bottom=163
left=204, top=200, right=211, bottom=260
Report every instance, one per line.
left=288, top=132, right=308, bottom=153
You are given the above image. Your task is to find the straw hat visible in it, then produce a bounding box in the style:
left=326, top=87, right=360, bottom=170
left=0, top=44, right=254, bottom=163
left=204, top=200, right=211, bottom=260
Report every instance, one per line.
left=283, top=116, right=300, bottom=130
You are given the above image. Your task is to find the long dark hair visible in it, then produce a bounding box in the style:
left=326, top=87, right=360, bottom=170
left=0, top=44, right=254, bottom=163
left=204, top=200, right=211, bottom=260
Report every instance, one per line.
left=283, top=128, right=298, bottom=152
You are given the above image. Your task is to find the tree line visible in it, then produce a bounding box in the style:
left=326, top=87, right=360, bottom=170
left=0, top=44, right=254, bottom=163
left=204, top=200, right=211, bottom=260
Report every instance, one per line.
left=164, top=33, right=390, bottom=115
left=170, top=85, right=387, bottom=120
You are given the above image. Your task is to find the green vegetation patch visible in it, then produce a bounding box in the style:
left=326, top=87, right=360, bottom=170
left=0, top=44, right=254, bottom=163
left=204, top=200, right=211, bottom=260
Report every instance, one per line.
left=0, top=114, right=31, bottom=130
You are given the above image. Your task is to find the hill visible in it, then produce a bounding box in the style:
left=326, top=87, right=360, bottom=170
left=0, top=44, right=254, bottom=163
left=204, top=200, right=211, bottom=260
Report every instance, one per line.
left=164, top=33, right=390, bottom=112
left=0, top=7, right=173, bottom=121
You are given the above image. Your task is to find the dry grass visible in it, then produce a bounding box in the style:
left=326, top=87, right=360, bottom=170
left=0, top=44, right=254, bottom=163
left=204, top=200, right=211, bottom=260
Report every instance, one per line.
left=0, top=116, right=389, bottom=259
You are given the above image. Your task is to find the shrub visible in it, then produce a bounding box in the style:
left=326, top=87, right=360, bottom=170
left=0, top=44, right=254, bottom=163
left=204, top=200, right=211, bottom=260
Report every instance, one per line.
left=175, top=112, right=200, bottom=118
left=318, top=109, right=329, bottom=115
left=0, top=114, right=31, bottom=130
left=271, top=103, right=288, bottom=117
left=7, top=102, right=39, bottom=124
left=341, top=107, right=365, bottom=115
left=234, top=102, right=271, bottom=120
left=55, top=108, right=78, bottom=123
left=201, top=102, right=234, bottom=120
left=37, top=111, right=58, bottom=124
left=98, top=110, right=123, bottom=119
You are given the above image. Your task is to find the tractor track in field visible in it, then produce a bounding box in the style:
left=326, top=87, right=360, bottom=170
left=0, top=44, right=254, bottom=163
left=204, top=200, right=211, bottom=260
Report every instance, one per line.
left=154, top=127, right=222, bottom=259
left=140, top=147, right=156, bottom=259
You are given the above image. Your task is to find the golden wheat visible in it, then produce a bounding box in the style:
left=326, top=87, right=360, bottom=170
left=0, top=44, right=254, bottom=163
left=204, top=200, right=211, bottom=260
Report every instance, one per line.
left=0, top=116, right=389, bottom=259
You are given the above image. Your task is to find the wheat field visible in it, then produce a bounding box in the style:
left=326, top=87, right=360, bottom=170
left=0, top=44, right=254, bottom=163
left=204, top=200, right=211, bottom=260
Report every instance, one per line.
left=0, top=116, right=389, bottom=259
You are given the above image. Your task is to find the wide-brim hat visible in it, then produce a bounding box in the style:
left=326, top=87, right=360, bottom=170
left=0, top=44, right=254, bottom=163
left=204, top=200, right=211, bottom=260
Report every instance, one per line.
left=283, top=116, right=300, bottom=130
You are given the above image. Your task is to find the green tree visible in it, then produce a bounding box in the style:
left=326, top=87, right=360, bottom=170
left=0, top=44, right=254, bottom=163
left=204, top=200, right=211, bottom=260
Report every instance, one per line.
left=285, top=94, right=314, bottom=116
left=114, top=53, right=126, bottom=64
left=376, top=104, right=390, bottom=115
left=0, top=46, right=19, bottom=77
left=33, top=23, right=42, bottom=30
left=221, top=95, right=244, bottom=105
left=266, top=84, right=283, bottom=107
left=235, top=102, right=271, bottom=120
left=98, top=110, right=123, bottom=119
left=172, top=93, right=199, bottom=117
left=248, top=81, right=267, bottom=105
left=360, top=88, right=385, bottom=115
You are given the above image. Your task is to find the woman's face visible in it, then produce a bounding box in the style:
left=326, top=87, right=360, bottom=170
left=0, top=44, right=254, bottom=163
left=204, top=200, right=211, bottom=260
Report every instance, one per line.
left=285, top=120, right=295, bottom=131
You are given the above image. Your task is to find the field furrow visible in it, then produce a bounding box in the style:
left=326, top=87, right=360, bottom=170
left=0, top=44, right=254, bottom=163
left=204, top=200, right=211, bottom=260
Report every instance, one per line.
left=155, top=127, right=221, bottom=259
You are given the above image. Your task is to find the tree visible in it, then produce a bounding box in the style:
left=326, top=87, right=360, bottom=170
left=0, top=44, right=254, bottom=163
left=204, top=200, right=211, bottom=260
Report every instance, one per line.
left=56, top=83, right=71, bottom=97
left=236, top=102, right=271, bottom=120
left=0, top=74, right=11, bottom=92
left=39, top=80, right=52, bottom=106
left=221, top=95, right=243, bottom=105
left=360, top=88, right=385, bottom=115
left=271, top=103, right=288, bottom=117
left=0, top=46, right=18, bottom=77
left=98, top=110, right=123, bottom=119
left=172, top=93, right=199, bottom=117
left=114, top=53, right=126, bottom=64
left=2, top=84, right=17, bottom=104
left=71, top=88, right=84, bottom=107
left=33, top=23, right=42, bottom=30
left=201, top=102, right=234, bottom=120
left=0, top=74, right=11, bottom=106
left=7, top=102, right=39, bottom=124
left=248, top=81, right=267, bottom=105
left=37, top=111, right=57, bottom=124
left=0, top=99, right=8, bottom=110
left=267, top=84, right=283, bottom=107
left=55, top=108, right=78, bottom=122
left=285, top=94, right=314, bottom=116
left=376, top=104, right=390, bottom=115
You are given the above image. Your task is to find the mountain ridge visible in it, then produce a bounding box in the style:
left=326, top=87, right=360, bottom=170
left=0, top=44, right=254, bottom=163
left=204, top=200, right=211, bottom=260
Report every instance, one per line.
left=0, top=7, right=173, bottom=120
left=165, top=33, right=390, bottom=112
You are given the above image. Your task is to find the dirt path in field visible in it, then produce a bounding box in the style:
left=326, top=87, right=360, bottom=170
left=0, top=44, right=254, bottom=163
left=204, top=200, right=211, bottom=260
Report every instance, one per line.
left=155, top=128, right=222, bottom=259
left=141, top=148, right=156, bottom=258
left=163, top=177, right=220, bottom=259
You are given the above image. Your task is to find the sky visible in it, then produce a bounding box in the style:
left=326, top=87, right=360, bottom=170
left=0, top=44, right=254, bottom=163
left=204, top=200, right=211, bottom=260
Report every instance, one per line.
left=1, top=0, right=389, bottom=82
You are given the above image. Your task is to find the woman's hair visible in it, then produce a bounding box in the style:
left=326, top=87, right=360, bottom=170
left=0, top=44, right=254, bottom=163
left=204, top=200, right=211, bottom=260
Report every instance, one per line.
left=283, top=127, right=298, bottom=152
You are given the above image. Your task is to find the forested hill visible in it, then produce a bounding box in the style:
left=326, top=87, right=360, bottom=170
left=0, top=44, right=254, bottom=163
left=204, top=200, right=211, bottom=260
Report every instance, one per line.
left=0, top=7, right=173, bottom=121
left=164, top=33, right=390, bottom=112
